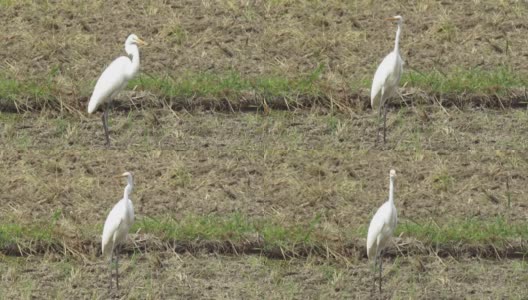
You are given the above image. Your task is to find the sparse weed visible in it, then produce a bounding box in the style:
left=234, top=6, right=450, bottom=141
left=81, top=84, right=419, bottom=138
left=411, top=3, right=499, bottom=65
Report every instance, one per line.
left=431, top=169, right=454, bottom=193
left=161, top=20, right=188, bottom=46
left=168, top=167, right=192, bottom=188
left=325, top=115, right=339, bottom=134
left=435, top=18, right=458, bottom=42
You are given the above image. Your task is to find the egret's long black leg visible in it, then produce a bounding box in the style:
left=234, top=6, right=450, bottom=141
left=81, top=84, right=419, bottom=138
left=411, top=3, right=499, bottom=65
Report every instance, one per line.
left=376, top=90, right=385, bottom=145
left=382, top=102, right=388, bottom=144
left=115, top=247, right=120, bottom=290
left=102, top=104, right=110, bottom=146
left=376, top=104, right=383, bottom=145
left=371, top=258, right=377, bottom=297
left=379, top=252, right=383, bottom=295
left=109, top=251, right=114, bottom=290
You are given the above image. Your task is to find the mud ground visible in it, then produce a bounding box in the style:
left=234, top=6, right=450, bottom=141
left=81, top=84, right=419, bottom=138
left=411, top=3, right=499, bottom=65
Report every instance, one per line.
left=1, top=0, right=528, bottom=107
left=1, top=0, right=528, bottom=299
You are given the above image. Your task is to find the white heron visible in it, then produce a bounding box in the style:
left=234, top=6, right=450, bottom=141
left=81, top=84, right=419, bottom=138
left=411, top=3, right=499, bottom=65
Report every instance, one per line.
left=366, top=169, right=398, bottom=295
left=370, top=16, right=404, bottom=144
left=87, top=34, right=147, bottom=146
left=102, top=171, right=135, bottom=290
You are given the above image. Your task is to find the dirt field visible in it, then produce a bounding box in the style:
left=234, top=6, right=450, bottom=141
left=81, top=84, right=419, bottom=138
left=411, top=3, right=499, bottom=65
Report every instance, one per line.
left=2, top=0, right=528, bottom=78
left=1, top=253, right=526, bottom=299
left=1, top=0, right=528, bottom=299
left=2, top=109, right=528, bottom=225
left=2, top=108, right=527, bottom=298
left=2, top=0, right=528, bottom=111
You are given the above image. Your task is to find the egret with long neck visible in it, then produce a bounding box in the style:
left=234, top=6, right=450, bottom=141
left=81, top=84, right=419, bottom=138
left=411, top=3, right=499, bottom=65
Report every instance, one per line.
left=366, top=169, right=398, bottom=296
left=87, top=34, right=147, bottom=146
left=370, top=16, right=404, bottom=144
left=102, top=171, right=135, bottom=290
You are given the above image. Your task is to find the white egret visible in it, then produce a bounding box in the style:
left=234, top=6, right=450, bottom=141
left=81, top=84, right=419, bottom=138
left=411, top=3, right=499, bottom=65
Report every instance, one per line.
left=102, top=171, right=135, bottom=290
left=366, top=169, right=398, bottom=295
left=370, top=16, right=404, bottom=144
left=87, top=34, right=147, bottom=146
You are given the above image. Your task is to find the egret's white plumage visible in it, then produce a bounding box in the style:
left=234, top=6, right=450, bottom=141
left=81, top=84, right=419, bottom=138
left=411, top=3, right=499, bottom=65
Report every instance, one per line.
left=87, top=56, right=134, bottom=115
left=102, top=171, right=135, bottom=290
left=366, top=169, right=398, bottom=295
left=370, top=16, right=404, bottom=143
left=88, top=34, right=147, bottom=146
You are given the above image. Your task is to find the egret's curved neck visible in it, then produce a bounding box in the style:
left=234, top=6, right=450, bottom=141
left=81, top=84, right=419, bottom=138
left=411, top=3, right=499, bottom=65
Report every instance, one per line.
left=125, top=44, right=140, bottom=78
left=394, top=22, right=402, bottom=54
left=123, top=177, right=134, bottom=201
left=388, top=176, right=395, bottom=204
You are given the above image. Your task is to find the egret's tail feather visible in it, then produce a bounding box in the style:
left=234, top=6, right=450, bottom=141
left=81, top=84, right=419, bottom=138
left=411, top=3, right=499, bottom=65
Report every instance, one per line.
left=87, top=97, right=98, bottom=114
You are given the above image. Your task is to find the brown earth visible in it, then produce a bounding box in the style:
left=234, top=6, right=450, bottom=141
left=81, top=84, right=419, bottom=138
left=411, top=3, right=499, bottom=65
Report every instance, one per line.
left=1, top=0, right=528, bottom=109
left=1, top=1, right=528, bottom=299
left=2, top=109, right=528, bottom=227
left=1, top=107, right=528, bottom=297
left=1, top=253, right=526, bottom=299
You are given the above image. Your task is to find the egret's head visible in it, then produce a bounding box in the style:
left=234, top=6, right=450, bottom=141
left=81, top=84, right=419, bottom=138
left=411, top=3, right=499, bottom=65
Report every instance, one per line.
left=125, top=34, right=148, bottom=47
left=117, top=172, right=134, bottom=195
left=116, top=171, right=133, bottom=181
left=389, top=169, right=396, bottom=178
left=121, top=171, right=132, bottom=177
left=386, top=15, right=403, bottom=24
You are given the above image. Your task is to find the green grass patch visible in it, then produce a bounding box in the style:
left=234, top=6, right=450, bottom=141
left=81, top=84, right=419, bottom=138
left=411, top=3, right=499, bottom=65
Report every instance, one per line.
left=399, top=217, right=528, bottom=246
left=0, top=66, right=526, bottom=111
left=0, top=77, right=53, bottom=102
left=0, top=214, right=526, bottom=254
left=0, top=222, right=54, bottom=248
left=0, top=210, right=67, bottom=248
left=136, top=213, right=320, bottom=249
left=0, top=0, right=17, bottom=7
left=403, top=67, right=526, bottom=94
left=131, top=67, right=323, bottom=99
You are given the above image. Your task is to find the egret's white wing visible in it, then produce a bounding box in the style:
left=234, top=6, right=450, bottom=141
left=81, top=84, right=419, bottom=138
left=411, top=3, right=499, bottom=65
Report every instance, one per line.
left=101, top=200, right=126, bottom=259
left=366, top=201, right=391, bottom=259
left=88, top=56, right=132, bottom=113
left=370, top=52, right=398, bottom=110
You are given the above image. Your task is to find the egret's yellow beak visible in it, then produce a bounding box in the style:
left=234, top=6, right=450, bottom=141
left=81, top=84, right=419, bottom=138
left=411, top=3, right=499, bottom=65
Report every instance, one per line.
left=385, top=17, right=400, bottom=21
left=114, top=173, right=128, bottom=178
left=135, top=37, right=148, bottom=46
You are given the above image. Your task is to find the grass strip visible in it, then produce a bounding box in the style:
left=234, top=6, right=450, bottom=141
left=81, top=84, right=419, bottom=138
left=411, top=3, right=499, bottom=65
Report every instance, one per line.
left=129, top=66, right=324, bottom=99
left=402, top=67, right=526, bottom=95
left=133, top=213, right=321, bottom=253
left=0, top=67, right=526, bottom=111
left=0, top=214, right=526, bottom=256
left=399, top=217, right=528, bottom=246
left=0, top=77, right=53, bottom=102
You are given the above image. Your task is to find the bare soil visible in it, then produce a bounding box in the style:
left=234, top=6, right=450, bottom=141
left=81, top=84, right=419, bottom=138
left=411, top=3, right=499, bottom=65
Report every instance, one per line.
left=2, top=109, right=528, bottom=226
left=1, top=1, right=528, bottom=109
left=1, top=253, right=526, bottom=299
left=1, top=107, right=528, bottom=297
left=1, top=1, right=528, bottom=299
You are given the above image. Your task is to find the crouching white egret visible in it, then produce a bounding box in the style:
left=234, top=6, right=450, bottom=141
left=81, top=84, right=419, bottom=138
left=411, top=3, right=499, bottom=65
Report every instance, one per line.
left=102, top=171, right=135, bottom=290
left=366, top=169, right=398, bottom=295
left=87, top=34, right=147, bottom=146
left=370, top=16, right=404, bottom=144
